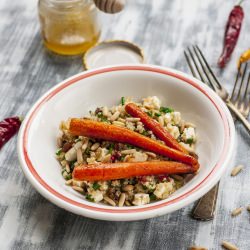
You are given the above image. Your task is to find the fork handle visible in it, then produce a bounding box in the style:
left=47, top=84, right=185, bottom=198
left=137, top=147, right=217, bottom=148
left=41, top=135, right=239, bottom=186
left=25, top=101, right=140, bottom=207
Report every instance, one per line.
left=191, top=182, right=220, bottom=220
left=226, top=101, right=250, bottom=133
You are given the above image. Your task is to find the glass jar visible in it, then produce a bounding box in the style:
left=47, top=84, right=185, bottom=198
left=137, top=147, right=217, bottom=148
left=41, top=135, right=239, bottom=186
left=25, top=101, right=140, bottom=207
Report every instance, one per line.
left=38, top=0, right=101, bottom=55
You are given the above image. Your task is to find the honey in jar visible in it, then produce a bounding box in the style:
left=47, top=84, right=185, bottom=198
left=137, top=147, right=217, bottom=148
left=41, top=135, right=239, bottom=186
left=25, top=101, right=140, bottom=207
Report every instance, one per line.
left=38, top=0, right=101, bottom=55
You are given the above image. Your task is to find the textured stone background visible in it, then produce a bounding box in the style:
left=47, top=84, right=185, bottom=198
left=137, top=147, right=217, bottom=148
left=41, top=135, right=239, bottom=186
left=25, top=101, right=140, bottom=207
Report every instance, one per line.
left=0, top=0, right=249, bottom=249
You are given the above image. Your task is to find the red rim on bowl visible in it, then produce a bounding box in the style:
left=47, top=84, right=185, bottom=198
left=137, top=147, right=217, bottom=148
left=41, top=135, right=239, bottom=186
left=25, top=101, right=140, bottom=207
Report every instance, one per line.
left=22, top=65, right=231, bottom=214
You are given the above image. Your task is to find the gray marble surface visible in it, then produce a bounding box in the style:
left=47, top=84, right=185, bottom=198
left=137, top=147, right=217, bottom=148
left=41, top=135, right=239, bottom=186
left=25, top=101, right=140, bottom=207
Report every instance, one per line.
left=0, top=0, right=250, bottom=249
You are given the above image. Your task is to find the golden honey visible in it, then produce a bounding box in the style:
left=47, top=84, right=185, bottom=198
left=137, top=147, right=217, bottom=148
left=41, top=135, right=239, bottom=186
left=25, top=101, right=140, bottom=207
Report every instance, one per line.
left=38, top=0, right=100, bottom=55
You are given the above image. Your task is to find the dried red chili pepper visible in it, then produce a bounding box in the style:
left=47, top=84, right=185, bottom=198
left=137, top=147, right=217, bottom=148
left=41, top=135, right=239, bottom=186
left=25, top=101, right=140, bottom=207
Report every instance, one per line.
left=218, top=1, right=244, bottom=68
left=0, top=116, right=21, bottom=149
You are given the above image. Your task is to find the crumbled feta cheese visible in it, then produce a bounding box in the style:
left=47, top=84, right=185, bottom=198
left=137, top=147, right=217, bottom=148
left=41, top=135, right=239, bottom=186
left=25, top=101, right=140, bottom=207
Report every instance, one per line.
left=166, top=124, right=180, bottom=139
left=98, top=181, right=109, bottom=191
left=131, top=152, right=148, bottom=162
left=88, top=190, right=103, bottom=202
left=143, top=96, right=161, bottom=110
left=96, top=147, right=108, bottom=161
left=132, top=193, right=150, bottom=206
left=154, top=182, right=175, bottom=199
left=72, top=180, right=85, bottom=187
left=182, top=127, right=196, bottom=141
left=126, top=121, right=136, bottom=131
left=164, top=113, right=172, bottom=124
left=87, top=157, right=97, bottom=164
left=171, top=112, right=181, bottom=125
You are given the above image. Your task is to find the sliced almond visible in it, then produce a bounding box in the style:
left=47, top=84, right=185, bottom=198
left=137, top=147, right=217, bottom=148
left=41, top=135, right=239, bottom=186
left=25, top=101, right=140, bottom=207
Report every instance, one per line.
left=231, top=165, right=243, bottom=176
left=231, top=207, right=243, bottom=217
left=221, top=241, right=239, bottom=250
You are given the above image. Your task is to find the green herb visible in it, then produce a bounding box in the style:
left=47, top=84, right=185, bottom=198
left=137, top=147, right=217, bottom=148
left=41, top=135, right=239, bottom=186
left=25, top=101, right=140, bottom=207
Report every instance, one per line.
left=86, top=194, right=94, bottom=202
left=56, top=148, right=62, bottom=156
left=146, top=111, right=153, bottom=117
left=70, top=160, right=77, bottom=170
left=65, top=173, right=72, bottom=180
left=121, top=96, right=125, bottom=105
left=85, top=147, right=90, bottom=155
left=75, top=138, right=81, bottom=143
left=92, top=182, right=101, bottom=190
left=108, top=143, right=115, bottom=154
left=141, top=131, right=149, bottom=136
left=126, top=144, right=133, bottom=149
left=186, top=138, right=194, bottom=145
left=149, top=193, right=157, bottom=201
left=155, top=113, right=161, bottom=117
left=160, top=106, right=174, bottom=113
left=120, top=155, right=125, bottom=161
left=97, top=112, right=108, bottom=122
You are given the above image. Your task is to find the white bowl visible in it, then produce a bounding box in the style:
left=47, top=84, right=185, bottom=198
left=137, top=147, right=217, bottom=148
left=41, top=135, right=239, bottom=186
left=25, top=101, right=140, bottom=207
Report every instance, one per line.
left=17, top=65, right=235, bottom=221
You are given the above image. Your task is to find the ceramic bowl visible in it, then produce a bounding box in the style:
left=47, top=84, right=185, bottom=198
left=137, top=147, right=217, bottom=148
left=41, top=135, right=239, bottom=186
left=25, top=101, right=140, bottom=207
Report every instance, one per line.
left=17, top=65, right=235, bottom=221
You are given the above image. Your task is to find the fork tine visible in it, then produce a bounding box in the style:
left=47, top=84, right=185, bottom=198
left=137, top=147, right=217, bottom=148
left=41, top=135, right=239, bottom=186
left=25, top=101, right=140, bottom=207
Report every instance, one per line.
left=184, top=50, right=198, bottom=78
left=195, top=45, right=223, bottom=90
left=192, top=45, right=217, bottom=91
left=235, top=63, right=248, bottom=101
left=186, top=47, right=207, bottom=83
left=231, top=62, right=242, bottom=99
left=243, top=72, right=250, bottom=100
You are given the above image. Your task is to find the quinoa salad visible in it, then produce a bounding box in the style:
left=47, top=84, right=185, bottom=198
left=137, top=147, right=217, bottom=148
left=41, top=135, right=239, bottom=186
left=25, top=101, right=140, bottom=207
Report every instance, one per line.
left=56, top=96, right=197, bottom=207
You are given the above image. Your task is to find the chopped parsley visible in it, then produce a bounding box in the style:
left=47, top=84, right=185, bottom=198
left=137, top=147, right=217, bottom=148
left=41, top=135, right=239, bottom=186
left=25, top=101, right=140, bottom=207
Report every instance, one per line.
left=121, top=96, right=125, bottom=105
left=92, top=182, right=101, bottom=190
left=70, top=160, right=77, bottom=170
left=108, top=143, right=115, bottom=154
left=160, top=106, right=174, bottom=113
left=56, top=148, right=62, bottom=156
left=65, top=173, right=72, bottom=180
left=86, top=194, right=94, bottom=202
left=141, top=131, right=149, bottom=136
left=154, top=113, right=161, bottom=117
left=146, top=111, right=153, bottom=117
left=126, top=144, right=133, bottom=149
left=97, top=112, right=108, bottom=122
left=149, top=193, right=157, bottom=201
left=186, top=138, right=194, bottom=145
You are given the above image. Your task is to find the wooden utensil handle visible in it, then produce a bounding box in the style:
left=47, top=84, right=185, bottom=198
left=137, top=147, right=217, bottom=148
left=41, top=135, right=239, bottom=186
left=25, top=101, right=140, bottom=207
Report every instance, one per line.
left=191, top=182, right=220, bottom=220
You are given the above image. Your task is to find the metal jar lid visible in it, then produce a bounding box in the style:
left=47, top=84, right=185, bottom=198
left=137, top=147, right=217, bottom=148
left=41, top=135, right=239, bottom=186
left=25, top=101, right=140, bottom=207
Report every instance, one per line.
left=83, top=40, right=145, bottom=70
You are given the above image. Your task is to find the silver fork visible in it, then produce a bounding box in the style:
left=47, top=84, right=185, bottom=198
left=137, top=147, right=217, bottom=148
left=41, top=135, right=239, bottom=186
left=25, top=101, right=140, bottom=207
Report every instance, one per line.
left=184, top=45, right=250, bottom=221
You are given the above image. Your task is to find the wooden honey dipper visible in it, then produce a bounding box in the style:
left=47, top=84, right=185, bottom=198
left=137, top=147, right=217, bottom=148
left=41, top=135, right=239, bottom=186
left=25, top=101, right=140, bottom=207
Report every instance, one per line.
left=93, top=0, right=126, bottom=14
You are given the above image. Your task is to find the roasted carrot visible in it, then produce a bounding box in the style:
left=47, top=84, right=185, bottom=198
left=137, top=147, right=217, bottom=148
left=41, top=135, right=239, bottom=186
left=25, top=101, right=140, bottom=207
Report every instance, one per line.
left=125, top=103, right=188, bottom=154
left=73, top=161, right=197, bottom=181
left=69, top=119, right=199, bottom=167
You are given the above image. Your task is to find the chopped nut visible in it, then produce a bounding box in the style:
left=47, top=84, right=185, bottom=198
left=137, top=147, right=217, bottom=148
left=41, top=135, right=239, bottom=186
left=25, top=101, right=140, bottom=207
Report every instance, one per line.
left=231, top=207, right=243, bottom=217
left=118, top=193, right=126, bottom=207
left=126, top=117, right=140, bottom=122
left=231, top=165, right=243, bottom=176
left=91, top=142, right=100, bottom=151
left=113, top=121, right=125, bottom=127
left=103, top=196, right=116, bottom=206
left=221, top=241, right=239, bottom=250
left=123, top=184, right=134, bottom=192
left=188, top=247, right=207, bottom=250
left=145, top=151, right=157, bottom=158
left=110, top=111, right=120, bottom=121
left=171, top=174, right=184, bottom=181
left=65, top=179, right=73, bottom=185
left=72, top=186, right=84, bottom=192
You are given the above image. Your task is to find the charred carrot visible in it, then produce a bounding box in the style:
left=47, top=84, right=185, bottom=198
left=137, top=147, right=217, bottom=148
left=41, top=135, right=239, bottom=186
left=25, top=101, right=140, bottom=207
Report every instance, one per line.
left=69, top=119, right=199, bottom=167
left=125, top=103, right=187, bottom=153
left=73, top=161, right=197, bottom=181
